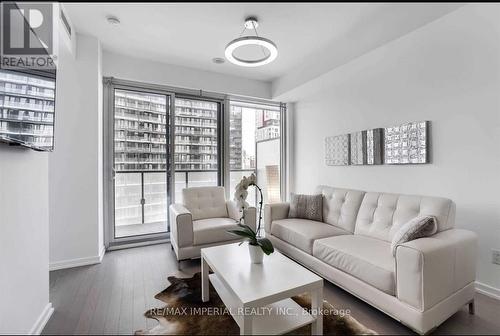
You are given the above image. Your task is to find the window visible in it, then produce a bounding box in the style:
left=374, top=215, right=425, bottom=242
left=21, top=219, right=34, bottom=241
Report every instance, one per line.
left=0, top=69, right=55, bottom=151
left=104, top=77, right=284, bottom=247
left=174, top=97, right=221, bottom=203
left=229, top=101, right=282, bottom=206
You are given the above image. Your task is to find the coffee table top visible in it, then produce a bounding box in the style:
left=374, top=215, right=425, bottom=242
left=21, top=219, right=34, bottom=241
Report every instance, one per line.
left=201, top=243, right=323, bottom=306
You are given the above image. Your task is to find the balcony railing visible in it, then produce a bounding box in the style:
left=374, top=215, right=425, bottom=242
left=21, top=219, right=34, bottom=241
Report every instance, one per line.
left=114, top=168, right=257, bottom=233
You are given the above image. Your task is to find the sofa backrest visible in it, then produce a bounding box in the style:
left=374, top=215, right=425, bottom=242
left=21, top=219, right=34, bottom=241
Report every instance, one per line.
left=315, top=185, right=366, bottom=233
left=355, top=192, right=456, bottom=242
left=182, top=186, right=228, bottom=221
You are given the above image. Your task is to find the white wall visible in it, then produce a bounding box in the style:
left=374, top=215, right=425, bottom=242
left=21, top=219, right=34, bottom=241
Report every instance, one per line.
left=103, top=50, right=272, bottom=99
left=49, top=33, right=104, bottom=269
left=0, top=146, right=52, bottom=333
left=288, top=4, right=500, bottom=293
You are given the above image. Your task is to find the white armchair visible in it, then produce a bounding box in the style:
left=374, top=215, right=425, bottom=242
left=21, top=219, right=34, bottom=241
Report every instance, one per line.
left=169, top=186, right=256, bottom=268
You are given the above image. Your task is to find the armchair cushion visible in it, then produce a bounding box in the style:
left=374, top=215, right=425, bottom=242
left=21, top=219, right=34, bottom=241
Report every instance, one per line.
left=226, top=201, right=257, bottom=232
left=193, top=217, right=240, bottom=245
left=183, top=186, right=228, bottom=220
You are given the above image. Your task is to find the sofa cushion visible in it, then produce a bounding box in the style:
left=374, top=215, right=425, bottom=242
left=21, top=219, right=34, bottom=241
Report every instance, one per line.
left=271, top=218, right=350, bottom=254
left=288, top=193, right=323, bottom=221
left=193, top=217, right=238, bottom=245
left=314, top=186, right=365, bottom=233
left=183, top=186, right=228, bottom=221
left=313, top=235, right=396, bottom=295
left=390, top=215, right=437, bottom=256
left=355, top=192, right=455, bottom=242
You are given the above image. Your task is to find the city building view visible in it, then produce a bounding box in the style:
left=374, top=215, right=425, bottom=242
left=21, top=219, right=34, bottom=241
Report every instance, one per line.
left=256, top=109, right=281, bottom=142
left=112, top=90, right=281, bottom=237
left=0, top=70, right=55, bottom=151
left=113, top=89, right=169, bottom=237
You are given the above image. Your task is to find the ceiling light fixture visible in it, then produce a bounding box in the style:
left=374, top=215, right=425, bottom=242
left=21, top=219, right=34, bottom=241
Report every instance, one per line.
left=225, top=17, right=277, bottom=67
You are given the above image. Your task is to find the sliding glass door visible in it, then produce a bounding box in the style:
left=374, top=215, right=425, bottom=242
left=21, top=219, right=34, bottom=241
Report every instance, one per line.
left=104, top=80, right=224, bottom=246
left=113, top=89, right=171, bottom=239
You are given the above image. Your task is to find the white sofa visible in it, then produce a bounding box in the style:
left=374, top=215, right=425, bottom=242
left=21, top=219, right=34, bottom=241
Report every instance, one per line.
left=264, top=185, right=477, bottom=335
left=170, top=186, right=256, bottom=268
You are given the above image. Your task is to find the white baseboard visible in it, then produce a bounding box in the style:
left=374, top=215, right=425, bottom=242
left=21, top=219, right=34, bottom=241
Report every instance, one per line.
left=49, top=246, right=106, bottom=271
left=30, top=302, right=54, bottom=335
left=475, top=281, right=500, bottom=301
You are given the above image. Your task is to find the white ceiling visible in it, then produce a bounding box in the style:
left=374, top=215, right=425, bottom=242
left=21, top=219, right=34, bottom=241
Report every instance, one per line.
left=63, top=3, right=463, bottom=83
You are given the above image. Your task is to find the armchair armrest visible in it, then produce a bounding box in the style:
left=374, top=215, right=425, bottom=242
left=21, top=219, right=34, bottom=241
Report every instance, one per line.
left=169, top=203, right=193, bottom=248
left=264, top=202, right=290, bottom=234
left=396, top=229, right=477, bottom=311
left=226, top=201, right=257, bottom=232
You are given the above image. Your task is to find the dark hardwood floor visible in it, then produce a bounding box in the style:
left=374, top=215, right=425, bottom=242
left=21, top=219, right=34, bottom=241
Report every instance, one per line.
left=42, top=243, right=500, bottom=335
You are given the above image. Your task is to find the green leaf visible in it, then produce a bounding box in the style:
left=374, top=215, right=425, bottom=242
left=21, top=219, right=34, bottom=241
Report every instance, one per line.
left=227, top=229, right=257, bottom=244
left=236, top=223, right=256, bottom=236
left=257, top=237, right=274, bottom=255
left=227, top=229, right=253, bottom=239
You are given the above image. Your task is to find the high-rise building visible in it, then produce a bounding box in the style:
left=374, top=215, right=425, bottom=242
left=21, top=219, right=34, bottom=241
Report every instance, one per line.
left=255, top=108, right=280, bottom=142
left=114, top=94, right=233, bottom=172
left=0, top=70, right=55, bottom=150
left=174, top=98, right=219, bottom=171
left=114, top=89, right=168, bottom=171
left=229, top=105, right=243, bottom=169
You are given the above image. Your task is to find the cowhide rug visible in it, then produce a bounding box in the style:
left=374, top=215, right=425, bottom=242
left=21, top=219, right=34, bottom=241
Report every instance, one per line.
left=136, top=272, right=377, bottom=335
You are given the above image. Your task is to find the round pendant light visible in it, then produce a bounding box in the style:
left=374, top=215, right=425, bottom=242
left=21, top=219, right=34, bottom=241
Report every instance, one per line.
left=225, top=17, right=278, bottom=67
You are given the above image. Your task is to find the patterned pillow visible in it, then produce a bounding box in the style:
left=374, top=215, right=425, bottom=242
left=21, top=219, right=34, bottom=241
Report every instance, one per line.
left=288, top=193, right=323, bottom=222
left=391, top=215, right=437, bottom=256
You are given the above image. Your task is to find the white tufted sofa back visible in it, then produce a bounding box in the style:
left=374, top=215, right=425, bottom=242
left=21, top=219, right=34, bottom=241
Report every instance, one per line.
left=354, top=192, right=456, bottom=242
left=315, top=185, right=366, bottom=233
left=182, top=186, right=228, bottom=221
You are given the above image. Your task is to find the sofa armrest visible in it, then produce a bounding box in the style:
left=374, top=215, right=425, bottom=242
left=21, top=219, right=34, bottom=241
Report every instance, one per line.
left=226, top=201, right=257, bottom=232
left=264, top=202, right=290, bottom=234
left=395, top=229, right=477, bottom=311
left=169, top=203, right=193, bottom=248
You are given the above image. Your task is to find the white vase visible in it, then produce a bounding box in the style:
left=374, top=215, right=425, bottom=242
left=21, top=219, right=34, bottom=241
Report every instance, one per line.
left=248, top=244, right=264, bottom=264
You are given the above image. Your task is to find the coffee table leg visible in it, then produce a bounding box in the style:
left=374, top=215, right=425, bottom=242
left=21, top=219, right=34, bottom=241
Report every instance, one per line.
left=311, top=287, right=323, bottom=335
left=241, top=314, right=253, bottom=335
left=201, top=255, right=209, bottom=302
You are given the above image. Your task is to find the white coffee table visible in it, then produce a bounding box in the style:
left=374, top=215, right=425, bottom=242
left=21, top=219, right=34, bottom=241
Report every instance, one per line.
left=201, top=243, right=323, bottom=335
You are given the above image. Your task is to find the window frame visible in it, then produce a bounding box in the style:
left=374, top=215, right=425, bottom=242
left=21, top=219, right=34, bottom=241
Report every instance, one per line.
left=103, top=77, right=286, bottom=249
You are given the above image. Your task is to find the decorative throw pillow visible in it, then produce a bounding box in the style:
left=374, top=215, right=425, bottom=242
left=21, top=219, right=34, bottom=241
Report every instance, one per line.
left=288, top=193, right=323, bottom=222
left=391, top=215, right=437, bottom=256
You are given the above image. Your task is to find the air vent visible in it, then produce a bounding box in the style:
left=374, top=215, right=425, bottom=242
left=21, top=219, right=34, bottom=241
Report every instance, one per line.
left=60, top=8, right=72, bottom=37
